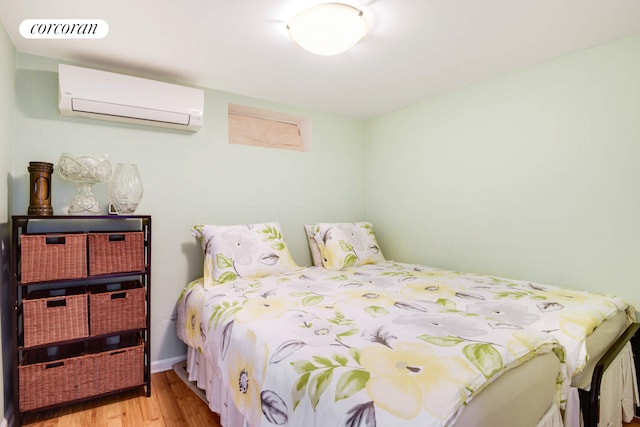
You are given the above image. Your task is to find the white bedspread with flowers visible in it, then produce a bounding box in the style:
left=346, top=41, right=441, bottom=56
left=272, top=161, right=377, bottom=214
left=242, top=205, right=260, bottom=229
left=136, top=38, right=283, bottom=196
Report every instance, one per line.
left=377, top=262, right=634, bottom=378
left=176, top=261, right=583, bottom=427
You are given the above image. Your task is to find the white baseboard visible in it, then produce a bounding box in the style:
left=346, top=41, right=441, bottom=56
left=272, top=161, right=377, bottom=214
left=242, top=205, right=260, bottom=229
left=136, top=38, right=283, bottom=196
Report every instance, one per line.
left=150, top=354, right=186, bottom=373
left=2, top=404, right=13, bottom=427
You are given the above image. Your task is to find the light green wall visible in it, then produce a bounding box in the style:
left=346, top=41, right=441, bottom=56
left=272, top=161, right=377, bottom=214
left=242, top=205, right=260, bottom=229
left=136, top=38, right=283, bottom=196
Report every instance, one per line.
left=0, top=18, right=15, bottom=424
left=0, top=22, right=15, bottom=223
left=366, top=33, right=640, bottom=310
left=12, top=54, right=368, bottom=362
left=8, top=29, right=640, bottom=378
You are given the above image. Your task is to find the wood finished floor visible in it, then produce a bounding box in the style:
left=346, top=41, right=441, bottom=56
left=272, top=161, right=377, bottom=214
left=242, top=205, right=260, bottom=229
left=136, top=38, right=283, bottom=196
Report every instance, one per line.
left=19, top=369, right=640, bottom=427
left=22, top=370, right=221, bottom=427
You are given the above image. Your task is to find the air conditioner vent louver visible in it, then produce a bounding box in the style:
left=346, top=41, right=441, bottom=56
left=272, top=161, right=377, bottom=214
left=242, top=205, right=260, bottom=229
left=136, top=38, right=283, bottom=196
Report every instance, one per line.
left=58, top=64, right=203, bottom=131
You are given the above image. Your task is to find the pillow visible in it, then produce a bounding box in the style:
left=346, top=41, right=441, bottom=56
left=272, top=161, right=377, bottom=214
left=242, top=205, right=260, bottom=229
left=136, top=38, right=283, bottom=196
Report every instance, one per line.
left=192, top=222, right=300, bottom=288
left=304, top=224, right=323, bottom=266
left=312, top=222, right=385, bottom=270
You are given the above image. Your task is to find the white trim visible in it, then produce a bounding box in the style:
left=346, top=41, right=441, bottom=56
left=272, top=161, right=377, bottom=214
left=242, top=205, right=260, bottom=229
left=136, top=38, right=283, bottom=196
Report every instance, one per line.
left=2, top=403, right=13, bottom=427
left=150, top=355, right=186, bottom=374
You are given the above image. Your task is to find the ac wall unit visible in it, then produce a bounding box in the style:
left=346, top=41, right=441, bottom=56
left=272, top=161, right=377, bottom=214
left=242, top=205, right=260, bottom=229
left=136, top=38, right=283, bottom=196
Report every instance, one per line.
left=58, top=64, right=204, bottom=131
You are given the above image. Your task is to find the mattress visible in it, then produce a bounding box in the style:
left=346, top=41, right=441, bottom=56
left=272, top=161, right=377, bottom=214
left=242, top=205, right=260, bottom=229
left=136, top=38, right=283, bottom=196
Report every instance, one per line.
left=433, top=351, right=560, bottom=426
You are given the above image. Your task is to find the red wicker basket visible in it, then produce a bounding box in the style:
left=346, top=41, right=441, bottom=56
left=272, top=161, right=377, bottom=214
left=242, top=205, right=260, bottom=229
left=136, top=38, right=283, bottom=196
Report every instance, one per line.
left=19, top=335, right=145, bottom=411
left=88, top=232, right=145, bottom=275
left=23, top=287, right=89, bottom=347
left=89, top=281, right=146, bottom=336
left=89, top=334, right=145, bottom=395
left=20, top=233, right=87, bottom=283
left=19, top=343, right=94, bottom=411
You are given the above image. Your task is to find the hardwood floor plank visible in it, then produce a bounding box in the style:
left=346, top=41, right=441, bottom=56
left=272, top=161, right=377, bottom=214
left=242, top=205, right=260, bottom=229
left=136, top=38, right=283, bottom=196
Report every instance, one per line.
left=166, top=370, right=218, bottom=427
left=135, top=383, right=164, bottom=426
left=154, top=371, right=189, bottom=425
left=100, top=396, right=126, bottom=427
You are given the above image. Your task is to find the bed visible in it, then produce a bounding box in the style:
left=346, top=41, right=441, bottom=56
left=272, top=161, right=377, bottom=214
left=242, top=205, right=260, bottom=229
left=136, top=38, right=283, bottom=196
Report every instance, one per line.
left=176, top=221, right=638, bottom=427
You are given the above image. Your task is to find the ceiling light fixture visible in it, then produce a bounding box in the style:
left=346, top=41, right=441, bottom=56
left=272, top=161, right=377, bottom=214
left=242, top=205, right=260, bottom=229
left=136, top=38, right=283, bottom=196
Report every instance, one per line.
left=287, top=3, right=368, bottom=56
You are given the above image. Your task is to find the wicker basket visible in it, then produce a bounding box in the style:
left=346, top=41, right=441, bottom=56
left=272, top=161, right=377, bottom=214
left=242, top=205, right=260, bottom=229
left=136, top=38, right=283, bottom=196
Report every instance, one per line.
left=89, top=334, right=145, bottom=395
left=90, top=281, right=146, bottom=336
left=19, top=343, right=94, bottom=411
left=23, top=287, right=89, bottom=348
left=88, top=232, right=145, bottom=275
left=20, top=233, right=87, bottom=283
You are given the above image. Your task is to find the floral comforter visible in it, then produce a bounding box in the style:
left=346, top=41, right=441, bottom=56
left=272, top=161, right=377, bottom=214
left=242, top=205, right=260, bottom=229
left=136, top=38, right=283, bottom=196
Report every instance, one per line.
left=377, top=262, right=633, bottom=377
left=176, top=261, right=592, bottom=427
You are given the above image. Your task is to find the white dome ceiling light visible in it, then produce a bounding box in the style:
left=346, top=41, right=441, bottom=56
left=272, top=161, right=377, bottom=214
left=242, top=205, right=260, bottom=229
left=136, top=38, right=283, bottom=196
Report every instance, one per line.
left=287, top=3, right=368, bottom=56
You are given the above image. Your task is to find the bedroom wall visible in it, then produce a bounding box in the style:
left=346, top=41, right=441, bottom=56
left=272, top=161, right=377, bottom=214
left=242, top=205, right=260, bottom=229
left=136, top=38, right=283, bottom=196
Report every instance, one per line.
left=11, top=54, right=368, bottom=363
left=366, top=33, right=640, bottom=310
left=0, top=19, right=15, bottom=425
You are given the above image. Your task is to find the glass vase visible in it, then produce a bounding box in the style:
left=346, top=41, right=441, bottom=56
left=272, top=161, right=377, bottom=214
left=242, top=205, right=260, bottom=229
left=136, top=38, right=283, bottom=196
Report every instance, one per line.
left=108, top=163, right=143, bottom=214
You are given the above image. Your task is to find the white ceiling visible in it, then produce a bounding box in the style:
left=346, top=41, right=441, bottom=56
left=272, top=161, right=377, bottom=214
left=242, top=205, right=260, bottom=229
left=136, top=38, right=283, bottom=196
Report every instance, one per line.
left=1, top=0, right=639, bottom=119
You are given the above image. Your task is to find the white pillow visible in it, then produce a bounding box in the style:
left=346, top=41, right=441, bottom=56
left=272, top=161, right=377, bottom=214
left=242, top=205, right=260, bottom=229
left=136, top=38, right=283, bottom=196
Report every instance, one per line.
left=312, top=222, right=384, bottom=270
left=304, top=224, right=323, bottom=266
left=192, top=222, right=300, bottom=288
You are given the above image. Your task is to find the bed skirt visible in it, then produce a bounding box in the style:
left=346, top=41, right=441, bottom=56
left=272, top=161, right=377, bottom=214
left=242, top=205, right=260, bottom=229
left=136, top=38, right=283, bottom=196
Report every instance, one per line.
left=596, top=341, right=638, bottom=426
left=564, top=341, right=638, bottom=427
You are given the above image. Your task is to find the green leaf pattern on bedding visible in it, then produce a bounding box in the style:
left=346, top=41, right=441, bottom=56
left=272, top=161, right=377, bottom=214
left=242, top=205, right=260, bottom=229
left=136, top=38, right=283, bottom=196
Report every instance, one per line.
left=177, top=261, right=633, bottom=426
left=463, top=343, right=503, bottom=379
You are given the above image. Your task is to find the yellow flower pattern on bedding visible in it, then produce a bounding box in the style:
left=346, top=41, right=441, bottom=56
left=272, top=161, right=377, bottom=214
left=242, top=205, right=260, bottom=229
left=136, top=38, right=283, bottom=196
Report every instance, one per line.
left=176, top=260, right=632, bottom=427
left=178, top=277, right=207, bottom=352
left=235, top=294, right=292, bottom=324
left=227, top=329, right=269, bottom=427
left=360, top=342, right=476, bottom=419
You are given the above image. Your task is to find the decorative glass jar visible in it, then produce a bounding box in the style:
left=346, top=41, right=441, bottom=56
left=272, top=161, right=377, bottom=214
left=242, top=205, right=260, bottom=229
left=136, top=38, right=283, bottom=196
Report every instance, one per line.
left=58, top=154, right=112, bottom=215
left=108, top=163, right=144, bottom=214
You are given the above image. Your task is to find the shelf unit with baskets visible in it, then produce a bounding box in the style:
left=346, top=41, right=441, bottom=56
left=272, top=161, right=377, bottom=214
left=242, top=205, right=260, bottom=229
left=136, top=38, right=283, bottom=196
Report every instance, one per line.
left=10, top=215, right=151, bottom=425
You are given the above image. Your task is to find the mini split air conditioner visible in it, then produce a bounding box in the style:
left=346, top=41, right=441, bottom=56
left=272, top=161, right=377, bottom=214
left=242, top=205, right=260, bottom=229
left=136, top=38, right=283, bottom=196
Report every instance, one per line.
left=58, top=64, right=204, bottom=131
